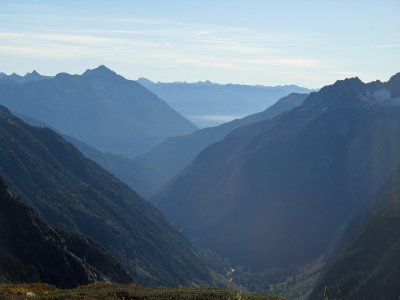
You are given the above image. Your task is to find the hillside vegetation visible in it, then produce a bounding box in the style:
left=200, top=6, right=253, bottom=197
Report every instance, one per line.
left=0, top=177, right=131, bottom=288
left=0, top=283, right=285, bottom=300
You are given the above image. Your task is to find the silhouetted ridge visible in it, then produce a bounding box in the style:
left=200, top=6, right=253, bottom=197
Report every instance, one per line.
left=23, top=70, right=45, bottom=81
left=82, top=65, right=119, bottom=79
left=300, top=76, right=390, bottom=111
left=389, top=72, right=400, bottom=83
left=0, top=71, right=50, bottom=83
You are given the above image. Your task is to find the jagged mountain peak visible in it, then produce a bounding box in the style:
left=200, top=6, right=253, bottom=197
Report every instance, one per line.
left=301, top=76, right=366, bottom=108
left=82, top=65, right=118, bottom=78
left=328, top=76, right=364, bottom=92
left=25, top=70, right=40, bottom=76
left=0, top=70, right=50, bottom=83
left=389, top=72, right=400, bottom=83
left=24, top=70, right=44, bottom=80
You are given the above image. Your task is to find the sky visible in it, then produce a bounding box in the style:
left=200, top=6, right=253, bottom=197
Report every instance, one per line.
left=0, top=0, right=399, bottom=88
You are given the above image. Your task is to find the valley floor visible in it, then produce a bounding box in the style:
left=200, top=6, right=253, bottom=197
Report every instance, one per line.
left=0, top=283, right=285, bottom=300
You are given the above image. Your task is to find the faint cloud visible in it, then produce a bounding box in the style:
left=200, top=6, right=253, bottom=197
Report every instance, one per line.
left=241, top=58, right=323, bottom=68
left=0, top=10, right=327, bottom=84
left=335, top=44, right=400, bottom=50
left=368, top=44, right=400, bottom=49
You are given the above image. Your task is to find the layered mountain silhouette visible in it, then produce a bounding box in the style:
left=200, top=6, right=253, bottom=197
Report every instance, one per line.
left=15, top=90, right=307, bottom=199
left=311, top=166, right=400, bottom=299
left=155, top=73, right=400, bottom=272
left=138, top=78, right=312, bottom=127
left=137, top=93, right=308, bottom=196
left=0, top=66, right=196, bottom=157
left=12, top=114, right=165, bottom=198
left=0, top=70, right=50, bottom=83
left=0, top=105, right=213, bottom=286
left=63, top=135, right=167, bottom=198
left=0, top=177, right=131, bottom=288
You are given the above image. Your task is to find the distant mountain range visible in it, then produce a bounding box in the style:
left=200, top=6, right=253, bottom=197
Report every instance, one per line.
left=12, top=87, right=308, bottom=199
left=2, top=65, right=399, bottom=296
left=311, top=166, right=400, bottom=299
left=0, top=67, right=309, bottom=198
left=138, top=78, right=312, bottom=127
left=154, top=73, right=400, bottom=274
left=137, top=93, right=308, bottom=197
left=0, top=66, right=197, bottom=158
left=0, top=70, right=51, bottom=83
left=0, top=105, right=215, bottom=286
left=0, top=177, right=131, bottom=288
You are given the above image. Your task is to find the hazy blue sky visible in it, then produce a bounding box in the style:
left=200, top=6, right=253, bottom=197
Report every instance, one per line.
left=0, top=0, right=399, bottom=87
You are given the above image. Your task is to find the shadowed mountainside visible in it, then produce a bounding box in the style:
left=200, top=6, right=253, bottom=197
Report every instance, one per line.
left=311, top=166, right=400, bottom=299
left=63, top=135, right=168, bottom=198
left=155, top=73, right=400, bottom=273
left=137, top=93, right=308, bottom=196
left=0, top=105, right=215, bottom=286
left=0, top=177, right=131, bottom=288
left=13, top=114, right=166, bottom=199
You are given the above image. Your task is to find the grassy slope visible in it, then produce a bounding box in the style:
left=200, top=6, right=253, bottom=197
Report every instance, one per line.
left=0, top=283, right=285, bottom=300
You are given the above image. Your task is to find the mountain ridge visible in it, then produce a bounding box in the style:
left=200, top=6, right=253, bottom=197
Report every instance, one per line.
left=0, top=70, right=51, bottom=83
left=137, top=93, right=308, bottom=197
left=154, top=74, right=400, bottom=273
left=0, top=65, right=197, bottom=157
left=138, top=77, right=312, bottom=127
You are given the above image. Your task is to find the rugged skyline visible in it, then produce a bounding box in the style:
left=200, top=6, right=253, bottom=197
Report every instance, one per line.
left=1, top=1, right=399, bottom=87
